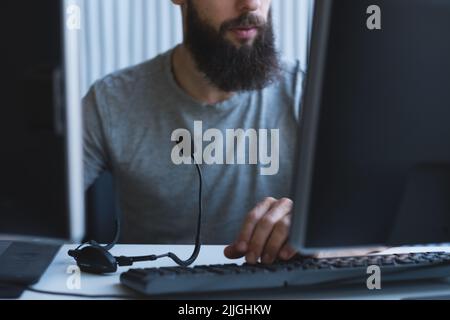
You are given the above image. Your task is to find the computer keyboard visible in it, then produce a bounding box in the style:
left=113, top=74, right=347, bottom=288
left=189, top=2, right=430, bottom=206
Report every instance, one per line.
left=120, top=252, right=450, bottom=296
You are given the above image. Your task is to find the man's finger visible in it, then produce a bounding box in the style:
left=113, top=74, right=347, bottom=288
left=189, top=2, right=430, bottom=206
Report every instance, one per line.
left=238, top=197, right=278, bottom=243
left=278, top=243, right=298, bottom=261
left=223, top=242, right=247, bottom=259
left=224, top=197, right=277, bottom=260
left=246, top=198, right=293, bottom=264
left=224, top=198, right=276, bottom=259
left=261, top=216, right=291, bottom=264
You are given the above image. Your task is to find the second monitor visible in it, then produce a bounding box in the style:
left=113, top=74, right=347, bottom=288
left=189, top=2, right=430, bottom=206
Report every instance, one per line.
left=291, top=0, right=450, bottom=252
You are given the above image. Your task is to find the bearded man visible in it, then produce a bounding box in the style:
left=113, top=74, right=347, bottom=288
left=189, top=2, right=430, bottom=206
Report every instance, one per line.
left=83, top=0, right=304, bottom=265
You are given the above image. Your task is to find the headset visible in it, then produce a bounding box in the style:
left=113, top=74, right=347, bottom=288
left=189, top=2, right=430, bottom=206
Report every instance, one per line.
left=68, top=137, right=203, bottom=274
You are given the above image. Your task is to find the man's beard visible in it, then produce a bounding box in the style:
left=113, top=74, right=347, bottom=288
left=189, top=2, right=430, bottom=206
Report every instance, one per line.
left=184, top=3, right=280, bottom=93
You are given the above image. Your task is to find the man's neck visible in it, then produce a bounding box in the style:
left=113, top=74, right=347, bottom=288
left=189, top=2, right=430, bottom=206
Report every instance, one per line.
left=171, top=45, right=234, bottom=105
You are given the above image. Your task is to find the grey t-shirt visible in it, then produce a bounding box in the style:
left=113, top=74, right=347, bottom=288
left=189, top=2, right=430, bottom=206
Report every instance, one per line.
left=83, top=48, right=304, bottom=244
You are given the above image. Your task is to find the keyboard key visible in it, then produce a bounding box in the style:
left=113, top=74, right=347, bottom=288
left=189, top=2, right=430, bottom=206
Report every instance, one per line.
left=395, top=258, right=416, bottom=265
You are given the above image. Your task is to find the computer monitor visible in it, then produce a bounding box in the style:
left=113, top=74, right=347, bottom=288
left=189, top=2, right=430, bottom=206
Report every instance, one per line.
left=0, top=0, right=84, bottom=242
left=291, top=0, right=450, bottom=252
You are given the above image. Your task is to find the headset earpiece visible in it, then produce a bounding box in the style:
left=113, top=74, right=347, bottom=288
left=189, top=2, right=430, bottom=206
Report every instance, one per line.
left=68, top=137, right=203, bottom=274
left=68, top=245, right=118, bottom=274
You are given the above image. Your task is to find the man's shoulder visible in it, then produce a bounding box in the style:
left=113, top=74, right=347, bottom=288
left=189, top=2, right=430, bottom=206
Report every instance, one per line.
left=264, top=57, right=305, bottom=100
left=92, top=50, right=171, bottom=97
left=280, top=58, right=304, bottom=76
left=277, top=58, right=305, bottom=87
left=258, top=58, right=305, bottom=121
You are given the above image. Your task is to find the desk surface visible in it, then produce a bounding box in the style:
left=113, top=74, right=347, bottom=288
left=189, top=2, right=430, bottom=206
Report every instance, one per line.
left=20, top=245, right=450, bottom=300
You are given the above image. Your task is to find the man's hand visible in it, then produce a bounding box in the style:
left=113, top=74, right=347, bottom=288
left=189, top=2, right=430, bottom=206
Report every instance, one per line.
left=224, top=197, right=298, bottom=265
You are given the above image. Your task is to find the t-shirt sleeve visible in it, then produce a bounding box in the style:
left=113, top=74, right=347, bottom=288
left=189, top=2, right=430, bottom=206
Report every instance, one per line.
left=82, top=82, right=112, bottom=190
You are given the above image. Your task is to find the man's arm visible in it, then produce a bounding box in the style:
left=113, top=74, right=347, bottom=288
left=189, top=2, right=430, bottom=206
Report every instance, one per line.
left=224, top=62, right=306, bottom=265
left=83, top=83, right=111, bottom=190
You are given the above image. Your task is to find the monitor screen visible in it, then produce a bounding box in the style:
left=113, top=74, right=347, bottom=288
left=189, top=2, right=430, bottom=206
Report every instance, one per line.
left=291, top=0, right=450, bottom=251
left=0, top=0, right=71, bottom=239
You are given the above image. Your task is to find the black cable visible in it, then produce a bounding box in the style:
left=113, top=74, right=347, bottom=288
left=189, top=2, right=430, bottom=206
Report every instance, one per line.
left=74, top=212, right=121, bottom=252
left=72, top=152, right=204, bottom=269
left=105, top=217, right=121, bottom=251
left=165, top=158, right=203, bottom=267
left=117, top=154, right=203, bottom=267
